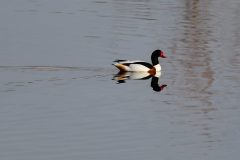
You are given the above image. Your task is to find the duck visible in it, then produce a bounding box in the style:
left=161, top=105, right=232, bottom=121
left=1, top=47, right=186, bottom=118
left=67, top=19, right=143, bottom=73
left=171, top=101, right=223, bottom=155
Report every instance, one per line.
left=113, top=49, right=166, bottom=74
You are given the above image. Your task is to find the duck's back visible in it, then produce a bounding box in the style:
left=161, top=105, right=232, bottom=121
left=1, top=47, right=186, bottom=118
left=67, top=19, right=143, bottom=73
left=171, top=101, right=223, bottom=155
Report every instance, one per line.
left=113, top=60, right=153, bottom=72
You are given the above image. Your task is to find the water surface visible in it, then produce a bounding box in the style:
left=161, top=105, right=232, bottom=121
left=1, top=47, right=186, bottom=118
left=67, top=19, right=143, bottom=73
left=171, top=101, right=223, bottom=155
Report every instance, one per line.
left=0, top=0, right=240, bottom=160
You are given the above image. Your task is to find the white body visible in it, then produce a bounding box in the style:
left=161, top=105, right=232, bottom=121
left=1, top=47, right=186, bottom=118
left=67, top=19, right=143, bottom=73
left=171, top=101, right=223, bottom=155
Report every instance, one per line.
left=113, top=60, right=161, bottom=72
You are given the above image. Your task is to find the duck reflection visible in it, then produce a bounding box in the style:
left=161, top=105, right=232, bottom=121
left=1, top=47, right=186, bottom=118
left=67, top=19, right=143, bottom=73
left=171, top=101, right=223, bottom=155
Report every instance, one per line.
left=113, top=72, right=167, bottom=92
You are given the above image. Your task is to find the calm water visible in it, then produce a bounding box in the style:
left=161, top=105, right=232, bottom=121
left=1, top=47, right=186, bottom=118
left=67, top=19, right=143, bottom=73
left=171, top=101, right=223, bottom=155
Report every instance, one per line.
left=1, top=0, right=240, bottom=159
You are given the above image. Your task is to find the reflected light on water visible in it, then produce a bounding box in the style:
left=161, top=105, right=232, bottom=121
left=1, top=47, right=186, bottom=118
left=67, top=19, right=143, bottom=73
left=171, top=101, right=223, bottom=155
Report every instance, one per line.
left=113, top=71, right=167, bottom=92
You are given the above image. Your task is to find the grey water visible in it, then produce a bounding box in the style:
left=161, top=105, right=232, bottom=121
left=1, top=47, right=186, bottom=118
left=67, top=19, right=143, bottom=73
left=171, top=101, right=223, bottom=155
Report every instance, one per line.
left=0, top=0, right=240, bottom=160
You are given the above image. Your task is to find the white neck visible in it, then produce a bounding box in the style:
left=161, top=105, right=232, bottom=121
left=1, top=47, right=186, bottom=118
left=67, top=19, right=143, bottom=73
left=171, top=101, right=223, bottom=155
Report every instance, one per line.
left=154, top=64, right=161, bottom=71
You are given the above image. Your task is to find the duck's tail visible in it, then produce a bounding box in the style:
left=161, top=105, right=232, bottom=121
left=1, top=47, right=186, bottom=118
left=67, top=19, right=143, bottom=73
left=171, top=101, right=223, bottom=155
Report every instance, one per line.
left=112, top=63, right=128, bottom=72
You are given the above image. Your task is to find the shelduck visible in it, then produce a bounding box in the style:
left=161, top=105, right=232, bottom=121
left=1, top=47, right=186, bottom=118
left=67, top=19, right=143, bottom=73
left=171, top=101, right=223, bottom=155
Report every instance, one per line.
left=113, top=49, right=166, bottom=74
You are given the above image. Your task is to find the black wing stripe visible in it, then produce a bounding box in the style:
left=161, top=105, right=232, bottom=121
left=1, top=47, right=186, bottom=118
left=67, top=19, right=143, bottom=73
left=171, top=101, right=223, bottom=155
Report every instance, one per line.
left=113, top=59, right=127, bottom=63
left=122, top=63, right=131, bottom=66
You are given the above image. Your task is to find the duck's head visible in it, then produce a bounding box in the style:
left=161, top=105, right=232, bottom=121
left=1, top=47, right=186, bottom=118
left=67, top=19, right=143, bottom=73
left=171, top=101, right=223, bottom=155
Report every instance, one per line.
left=152, top=49, right=166, bottom=58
